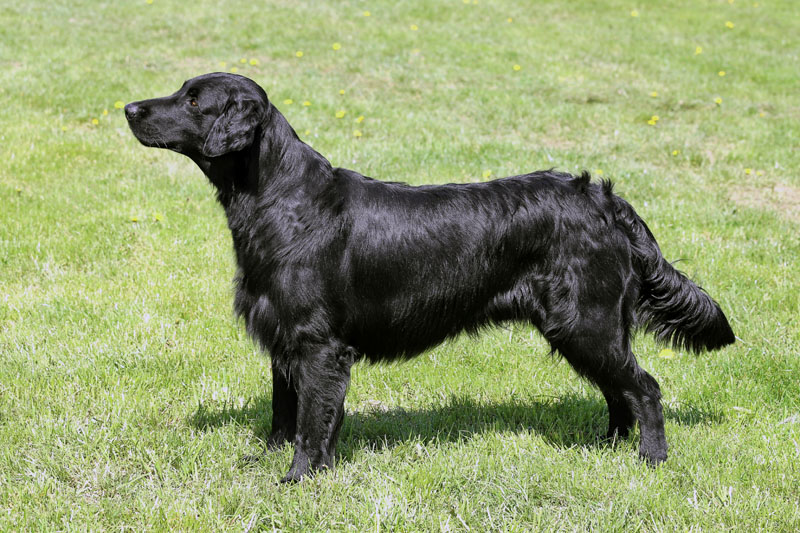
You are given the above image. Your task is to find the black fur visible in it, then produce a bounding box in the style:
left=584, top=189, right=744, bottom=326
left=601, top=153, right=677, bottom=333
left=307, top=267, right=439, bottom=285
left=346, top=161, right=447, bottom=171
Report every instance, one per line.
left=125, top=73, right=735, bottom=481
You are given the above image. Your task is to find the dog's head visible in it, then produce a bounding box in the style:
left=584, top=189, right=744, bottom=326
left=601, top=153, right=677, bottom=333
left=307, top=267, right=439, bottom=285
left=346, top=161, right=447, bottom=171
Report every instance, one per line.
left=125, top=72, right=269, bottom=158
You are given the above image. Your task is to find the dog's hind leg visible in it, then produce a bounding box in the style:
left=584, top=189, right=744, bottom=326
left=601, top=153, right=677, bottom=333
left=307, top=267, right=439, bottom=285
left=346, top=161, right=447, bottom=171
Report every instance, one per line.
left=267, top=361, right=298, bottom=450
left=281, top=342, right=355, bottom=483
left=600, top=386, right=635, bottom=440
left=550, top=324, right=668, bottom=464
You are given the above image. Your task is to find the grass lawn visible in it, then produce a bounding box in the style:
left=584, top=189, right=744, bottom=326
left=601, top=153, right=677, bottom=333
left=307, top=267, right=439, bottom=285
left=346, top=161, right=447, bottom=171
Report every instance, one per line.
left=1, top=0, right=799, bottom=530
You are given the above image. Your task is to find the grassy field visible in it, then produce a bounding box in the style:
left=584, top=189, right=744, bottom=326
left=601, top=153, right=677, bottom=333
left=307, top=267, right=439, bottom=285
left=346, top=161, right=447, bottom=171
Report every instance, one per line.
left=1, top=0, right=799, bottom=530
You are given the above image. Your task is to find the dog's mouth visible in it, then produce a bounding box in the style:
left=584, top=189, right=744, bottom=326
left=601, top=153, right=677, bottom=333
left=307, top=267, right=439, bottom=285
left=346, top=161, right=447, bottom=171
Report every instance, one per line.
left=127, top=122, right=172, bottom=150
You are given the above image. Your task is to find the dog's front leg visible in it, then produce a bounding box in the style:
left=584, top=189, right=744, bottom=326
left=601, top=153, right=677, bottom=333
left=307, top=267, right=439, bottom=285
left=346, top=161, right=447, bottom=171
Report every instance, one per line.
left=281, top=343, right=354, bottom=483
left=267, top=360, right=298, bottom=450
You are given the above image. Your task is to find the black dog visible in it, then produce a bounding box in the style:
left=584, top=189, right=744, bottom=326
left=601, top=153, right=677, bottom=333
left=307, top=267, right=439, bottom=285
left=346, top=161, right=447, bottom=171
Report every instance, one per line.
left=125, top=73, right=734, bottom=482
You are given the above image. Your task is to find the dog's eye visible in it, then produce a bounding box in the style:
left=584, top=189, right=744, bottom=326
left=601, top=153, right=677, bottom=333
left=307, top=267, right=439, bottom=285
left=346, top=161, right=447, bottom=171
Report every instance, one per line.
left=190, top=99, right=198, bottom=107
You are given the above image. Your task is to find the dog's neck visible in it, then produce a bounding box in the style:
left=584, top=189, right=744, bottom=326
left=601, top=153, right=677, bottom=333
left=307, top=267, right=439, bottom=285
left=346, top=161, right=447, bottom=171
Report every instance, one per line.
left=192, top=104, right=332, bottom=209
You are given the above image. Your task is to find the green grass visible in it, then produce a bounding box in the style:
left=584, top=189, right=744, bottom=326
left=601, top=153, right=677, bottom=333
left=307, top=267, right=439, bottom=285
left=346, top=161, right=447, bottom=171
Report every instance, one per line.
left=1, top=0, right=799, bottom=530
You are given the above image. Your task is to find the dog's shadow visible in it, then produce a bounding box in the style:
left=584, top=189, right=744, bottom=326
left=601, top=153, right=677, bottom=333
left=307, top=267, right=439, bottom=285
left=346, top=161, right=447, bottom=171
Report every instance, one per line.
left=190, top=392, right=724, bottom=461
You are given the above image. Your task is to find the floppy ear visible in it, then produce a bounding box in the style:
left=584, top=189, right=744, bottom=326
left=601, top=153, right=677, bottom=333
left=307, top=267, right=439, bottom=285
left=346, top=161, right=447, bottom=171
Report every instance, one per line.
left=202, top=98, right=264, bottom=157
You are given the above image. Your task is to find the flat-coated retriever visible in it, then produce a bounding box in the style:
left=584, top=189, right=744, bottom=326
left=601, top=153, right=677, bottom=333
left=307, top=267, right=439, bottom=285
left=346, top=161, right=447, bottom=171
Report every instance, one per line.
left=125, top=73, right=735, bottom=482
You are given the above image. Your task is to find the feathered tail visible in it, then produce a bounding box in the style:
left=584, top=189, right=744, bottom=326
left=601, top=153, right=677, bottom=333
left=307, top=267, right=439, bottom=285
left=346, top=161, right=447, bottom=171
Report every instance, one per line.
left=610, top=188, right=735, bottom=353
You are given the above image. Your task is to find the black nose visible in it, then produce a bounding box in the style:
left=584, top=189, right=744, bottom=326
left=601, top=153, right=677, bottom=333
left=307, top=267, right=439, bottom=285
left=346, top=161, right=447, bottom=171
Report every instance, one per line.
left=124, top=102, right=143, bottom=120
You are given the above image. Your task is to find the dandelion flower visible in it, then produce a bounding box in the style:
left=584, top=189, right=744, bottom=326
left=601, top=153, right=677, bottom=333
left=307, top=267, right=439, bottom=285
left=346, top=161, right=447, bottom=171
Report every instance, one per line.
left=725, top=21, right=735, bottom=28
left=114, top=101, right=124, bottom=109
left=332, top=43, right=342, bottom=51
left=630, top=10, right=639, bottom=17
left=672, top=150, right=679, bottom=156
left=339, top=89, right=345, bottom=95
left=130, top=216, right=139, bottom=222
left=304, top=129, right=311, bottom=135
left=153, top=213, right=163, bottom=222
left=756, top=170, right=764, bottom=176
left=219, top=61, right=227, bottom=68
left=240, top=58, right=247, bottom=64
left=353, top=130, right=362, bottom=138
left=658, top=348, right=675, bottom=359
left=714, top=97, right=723, bottom=105
left=296, top=50, right=304, bottom=58
left=410, top=24, right=418, bottom=31
left=283, top=99, right=293, bottom=105
left=745, top=168, right=752, bottom=175
left=302, top=100, right=311, bottom=107
left=695, top=46, right=703, bottom=55
left=758, top=111, right=765, bottom=117
left=507, top=17, right=513, bottom=23
left=650, top=91, right=658, bottom=97
left=647, top=119, right=656, bottom=126
left=363, top=10, right=371, bottom=16
left=335, top=110, right=346, bottom=118
left=146, top=0, right=153, bottom=4
left=249, top=58, right=259, bottom=66
left=356, top=115, right=364, bottom=123
left=651, top=115, right=659, bottom=122
left=61, top=126, right=68, bottom=132
left=482, top=170, right=492, bottom=178
left=230, top=67, right=238, bottom=73
left=596, top=169, right=604, bottom=176
left=91, top=118, right=99, bottom=125
left=102, top=109, right=109, bottom=116
left=718, top=70, right=726, bottom=76
left=513, top=64, right=521, bottom=71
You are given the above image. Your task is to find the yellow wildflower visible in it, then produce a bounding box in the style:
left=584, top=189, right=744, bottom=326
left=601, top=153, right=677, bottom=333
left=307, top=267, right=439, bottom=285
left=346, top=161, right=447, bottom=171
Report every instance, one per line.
left=303, top=100, right=311, bottom=107
left=91, top=118, right=99, bottom=125
left=647, top=119, right=656, bottom=126
left=153, top=213, right=163, bottom=222
left=339, top=89, right=345, bottom=95
left=219, top=61, right=227, bottom=68
left=695, top=46, right=703, bottom=55
left=230, top=67, right=238, bottom=73
left=146, top=0, right=153, bottom=4
left=332, top=43, right=342, bottom=51
left=130, top=216, right=139, bottom=222
left=356, top=115, right=364, bottom=123
left=296, top=51, right=304, bottom=58
left=756, top=170, right=764, bottom=176
left=507, top=17, right=513, bottom=23
left=283, top=99, right=293, bottom=105
left=650, top=91, right=658, bottom=97
left=725, top=21, right=735, bottom=28
left=714, top=97, right=723, bottom=105
left=114, top=101, right=124, bottom=109
left=335, top=110, right=346, bottom=118
left=249, top=58, right=259, bottom=66
left=672, top=150, right=679, bottom=156
left=410, top=24, right=418, bottom=31
left=651, top=115, right=659, bottom=122
left=630, top=10, right=639, bottom=17
left=102, top=109, right=109, bottom=116
left=482, top=170, right=492, bottom=178
left=363, top=11, right=371, bottom=16
left=513, top=64, right=521, bottom=71
left=745, top=168, right=752, bottom=175
left=353, top=130, right=362, bottom=138
left=718, top=71, right=726, bottom=77
left=658, top=348, right=675, bottom=359
left=240, top=58, right=247, bottom=64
